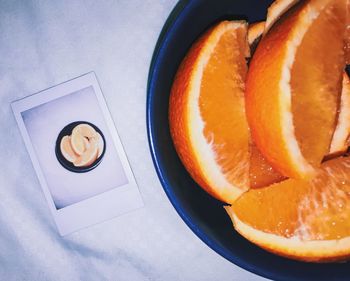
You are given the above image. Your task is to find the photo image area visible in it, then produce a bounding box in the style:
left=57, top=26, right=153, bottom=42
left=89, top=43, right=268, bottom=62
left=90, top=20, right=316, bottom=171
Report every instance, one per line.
left=21, top=86, right=128, bottom=209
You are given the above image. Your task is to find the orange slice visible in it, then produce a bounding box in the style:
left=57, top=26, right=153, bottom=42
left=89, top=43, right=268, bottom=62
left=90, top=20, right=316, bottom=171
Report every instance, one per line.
left=71, top=124, right=97, bottom=155
left=248, top=0, right=300, bottom=45
left=330, top=72, right=350, bottom=154
left=169, top=21, right=250, bottom=203
left=247, top=21, right=265, bottom=58
left=249, top=0, right=300, bottom=44
left=248, top=3, right=349, bottom=187
left=225, top=156, right=350, bottom=262
left=246, top=0, right=347, bottom=179
left=264, top=0, right=300, bottom=33
left=60, top=136, right=78, bottom=163
left=247, top=21, right=265, bottom=47
left=73, top=137, right=98, bottom=167
left=251, top=72, right=350, bottom=188
left=71, top=132, right=85, bottom=155
left=248, top=19, right=286, bottom=188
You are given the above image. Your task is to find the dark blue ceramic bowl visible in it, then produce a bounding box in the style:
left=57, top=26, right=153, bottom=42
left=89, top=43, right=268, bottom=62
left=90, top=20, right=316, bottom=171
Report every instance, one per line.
left=147, top=1, right=350, bottom=280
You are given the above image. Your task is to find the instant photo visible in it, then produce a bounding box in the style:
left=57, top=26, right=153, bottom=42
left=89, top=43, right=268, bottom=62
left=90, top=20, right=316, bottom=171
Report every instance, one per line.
left=12, top=73, right=143, bottom=235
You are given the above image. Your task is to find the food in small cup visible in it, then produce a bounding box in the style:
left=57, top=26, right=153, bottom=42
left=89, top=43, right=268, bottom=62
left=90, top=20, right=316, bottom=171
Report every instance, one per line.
left=60, top=123, right=104, bottom=167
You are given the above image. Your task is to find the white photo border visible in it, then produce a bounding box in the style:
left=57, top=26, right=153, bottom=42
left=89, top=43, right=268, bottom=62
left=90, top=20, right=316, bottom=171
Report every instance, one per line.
left=12, top=72, right=143, bottom=235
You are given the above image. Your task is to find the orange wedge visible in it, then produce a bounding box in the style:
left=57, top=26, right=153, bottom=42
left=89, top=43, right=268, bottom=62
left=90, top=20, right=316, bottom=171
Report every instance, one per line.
left=248, top=21, right=350, bottom=159
left=246, top=0, right=347, bottom=179
left=73, top=137, right=98, bottom=167
left=330, top=72, right=350, bottom=154
left=248, top=22, right=349, bottom=186
left=169, top=21, right=250, bottom=203
left=226, top=156, right=350, bottom=262
left=71, top=124, right=97, bottom=155
left=247, top=19, right=286, bottom=188
left=248, top=2, right=349, bottom=187
left=248, top=50, right=350, bottom=188
left=247, top=21, right=265, bottom=58
left=60, top=136, right=78, bottom=163
left=247, top=21, right=265, bottom=46
left=249, top=0, right=300, bottom=43
left=264, top=0, right=299, bottom=33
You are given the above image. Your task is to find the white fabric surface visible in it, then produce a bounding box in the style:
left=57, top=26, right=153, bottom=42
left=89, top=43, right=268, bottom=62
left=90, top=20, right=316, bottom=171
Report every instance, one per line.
left=0, top=1, right=266, bottom=280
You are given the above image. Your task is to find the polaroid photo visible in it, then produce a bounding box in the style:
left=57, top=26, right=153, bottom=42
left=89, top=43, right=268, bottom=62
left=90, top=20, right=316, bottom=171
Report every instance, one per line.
left=12, top=72, right=143, bottom=235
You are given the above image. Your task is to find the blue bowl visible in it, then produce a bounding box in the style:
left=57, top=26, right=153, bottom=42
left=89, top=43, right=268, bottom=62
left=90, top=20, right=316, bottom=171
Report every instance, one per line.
left=147, top=1, right=350, bottom=280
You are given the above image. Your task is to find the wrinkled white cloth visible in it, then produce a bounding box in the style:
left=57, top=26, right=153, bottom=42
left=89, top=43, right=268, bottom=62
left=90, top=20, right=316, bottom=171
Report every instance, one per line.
left=0, top=1, right=264, bottom=280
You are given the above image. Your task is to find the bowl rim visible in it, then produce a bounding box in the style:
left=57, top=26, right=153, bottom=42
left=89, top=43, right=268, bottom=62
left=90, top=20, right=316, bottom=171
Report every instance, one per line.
left=146, top=1, right=278, bottom=280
